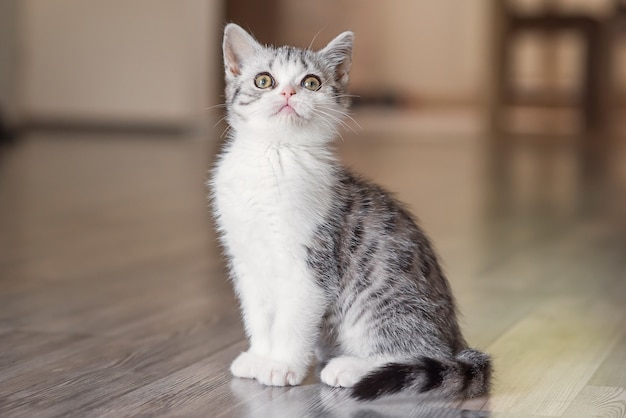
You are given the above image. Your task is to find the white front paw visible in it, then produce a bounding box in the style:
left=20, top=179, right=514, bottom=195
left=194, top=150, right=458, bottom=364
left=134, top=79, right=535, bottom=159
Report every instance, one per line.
left=320, top=356, right=372, bottom=388
left=256, top=361, right=305, bottom=386
left=230, top=352, right=306, bottom=386
left=230, top=351, right=261, bottom=380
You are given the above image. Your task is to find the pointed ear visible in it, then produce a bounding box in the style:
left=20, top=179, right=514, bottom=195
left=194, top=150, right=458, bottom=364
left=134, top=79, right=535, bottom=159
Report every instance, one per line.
left=223, top=23, right=262, bottom=79
left=319, top=31, right=353, bottom=86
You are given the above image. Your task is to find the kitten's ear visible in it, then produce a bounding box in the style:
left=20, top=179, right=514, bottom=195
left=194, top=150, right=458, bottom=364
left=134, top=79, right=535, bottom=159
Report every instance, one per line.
left=223, top=23, right=262, bottom=79
left=319, top=31, right=354, bottom=86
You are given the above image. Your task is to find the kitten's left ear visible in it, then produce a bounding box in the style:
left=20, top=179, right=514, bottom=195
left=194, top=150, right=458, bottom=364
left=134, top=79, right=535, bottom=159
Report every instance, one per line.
left=223, top=23, right=262, bottom=79
left=319, top=31, right=354, bottom=86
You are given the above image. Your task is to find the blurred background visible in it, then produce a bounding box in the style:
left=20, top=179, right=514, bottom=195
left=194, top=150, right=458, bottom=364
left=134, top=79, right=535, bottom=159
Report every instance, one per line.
left=1, top=2, right=626, bottom=415
left=1, top=0, right=625, bottom=136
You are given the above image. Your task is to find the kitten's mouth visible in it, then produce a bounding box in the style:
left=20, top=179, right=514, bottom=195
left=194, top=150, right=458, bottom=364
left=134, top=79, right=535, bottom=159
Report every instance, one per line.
left=276, top=104, right=299, bottom=117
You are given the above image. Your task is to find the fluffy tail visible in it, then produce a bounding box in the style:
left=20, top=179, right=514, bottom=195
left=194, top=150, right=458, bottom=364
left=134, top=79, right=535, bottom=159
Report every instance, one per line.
left=351, top=349, right=492, bottom=401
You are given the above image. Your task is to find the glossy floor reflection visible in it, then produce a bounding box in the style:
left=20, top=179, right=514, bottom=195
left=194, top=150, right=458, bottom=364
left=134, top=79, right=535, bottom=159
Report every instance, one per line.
left=0, top=119, right=624, bottom=417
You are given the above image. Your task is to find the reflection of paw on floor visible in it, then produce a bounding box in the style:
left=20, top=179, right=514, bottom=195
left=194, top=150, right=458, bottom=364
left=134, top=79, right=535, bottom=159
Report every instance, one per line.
left=229, top=378, right=332, bottom=417
left=229, top=377, right=465, bottom=417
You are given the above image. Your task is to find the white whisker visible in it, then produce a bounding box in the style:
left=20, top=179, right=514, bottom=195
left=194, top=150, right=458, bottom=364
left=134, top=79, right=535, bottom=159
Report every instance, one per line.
left=205, top=103, right=227, bottom=111
left=316, top=105, right=361, bottom=134
left=310, top=108, right=351, bottom=139
left=308, top=26, right=328, bottom=50
left=213, top=114, right=229, bottom=129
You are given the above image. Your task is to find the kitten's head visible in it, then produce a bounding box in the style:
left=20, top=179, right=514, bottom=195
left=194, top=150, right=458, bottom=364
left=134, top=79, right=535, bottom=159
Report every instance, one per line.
left=222, top=23, right=353, bottom=142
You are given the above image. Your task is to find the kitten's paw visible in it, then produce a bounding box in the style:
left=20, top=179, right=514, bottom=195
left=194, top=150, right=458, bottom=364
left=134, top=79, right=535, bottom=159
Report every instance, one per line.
left=320, top=356, right=373, bottom=388
left=230, top=352, right=305, bottom=386
left=230, top=351, right=262, bottom=380
left=256, top=360, right=306, bottom=387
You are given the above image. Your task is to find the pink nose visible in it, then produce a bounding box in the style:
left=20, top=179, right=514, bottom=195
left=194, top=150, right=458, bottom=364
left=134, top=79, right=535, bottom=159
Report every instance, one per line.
left=281, top=87, right=296, bottom=98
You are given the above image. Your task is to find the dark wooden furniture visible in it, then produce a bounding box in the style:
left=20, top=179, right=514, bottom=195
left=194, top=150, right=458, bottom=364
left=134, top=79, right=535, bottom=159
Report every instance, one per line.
left=491, top=0, right=618, bottom=134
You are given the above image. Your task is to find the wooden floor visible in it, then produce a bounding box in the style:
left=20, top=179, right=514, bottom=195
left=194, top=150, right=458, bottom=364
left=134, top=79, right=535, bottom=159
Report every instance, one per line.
left=0, top=116, right=625, bottom=417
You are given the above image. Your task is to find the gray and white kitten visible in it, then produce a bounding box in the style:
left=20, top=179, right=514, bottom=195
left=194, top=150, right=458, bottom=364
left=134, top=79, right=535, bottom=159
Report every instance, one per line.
left=211, top=23, right=491, bottom=400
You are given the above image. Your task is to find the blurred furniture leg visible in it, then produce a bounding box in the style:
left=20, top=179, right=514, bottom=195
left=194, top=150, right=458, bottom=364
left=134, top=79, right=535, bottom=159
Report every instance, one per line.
left=0, top=110, right=15, bottom=144
left=488, top=0, right=509, bottom=136
left=605, top=1, right=626, bottom=134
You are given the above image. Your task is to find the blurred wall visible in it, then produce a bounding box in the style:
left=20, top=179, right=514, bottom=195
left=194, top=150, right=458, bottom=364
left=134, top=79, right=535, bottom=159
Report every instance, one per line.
left=7, top=0, right=223, bottom=128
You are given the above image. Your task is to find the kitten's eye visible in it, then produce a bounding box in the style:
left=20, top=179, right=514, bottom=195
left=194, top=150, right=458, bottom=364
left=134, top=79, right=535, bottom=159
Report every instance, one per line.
left=254, top=73, right=275, bottom=89
left=301, top=75, right=322, bottom=91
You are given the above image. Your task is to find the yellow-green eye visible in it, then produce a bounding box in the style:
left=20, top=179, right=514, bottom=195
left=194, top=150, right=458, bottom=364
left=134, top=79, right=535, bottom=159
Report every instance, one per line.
left=301, top=75, right=322, bottom=91
left=254, top=73, right=274, bottom=89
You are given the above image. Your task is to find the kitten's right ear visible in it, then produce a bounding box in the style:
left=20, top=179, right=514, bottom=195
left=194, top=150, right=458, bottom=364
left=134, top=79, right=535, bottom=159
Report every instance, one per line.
left=223, top=24, right=261, bottom=79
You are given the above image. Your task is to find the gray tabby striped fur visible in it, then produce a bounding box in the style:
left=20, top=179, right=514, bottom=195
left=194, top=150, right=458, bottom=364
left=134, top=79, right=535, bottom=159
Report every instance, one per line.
left=308, top=170, right=491, bottom=399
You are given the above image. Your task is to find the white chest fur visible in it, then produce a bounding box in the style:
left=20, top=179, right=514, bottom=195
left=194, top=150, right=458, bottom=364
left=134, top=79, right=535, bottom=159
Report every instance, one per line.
left=212, top=136, right=335, bottom=287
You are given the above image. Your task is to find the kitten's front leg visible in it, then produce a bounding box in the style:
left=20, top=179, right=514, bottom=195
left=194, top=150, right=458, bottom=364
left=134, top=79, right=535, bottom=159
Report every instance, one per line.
left=231, top=270, right=326, bottom=387
left=229, top=292, right=273, bottom=380
left=229, top=274, right=275, bottom=380
left=259, top=283, right=326, bottom=386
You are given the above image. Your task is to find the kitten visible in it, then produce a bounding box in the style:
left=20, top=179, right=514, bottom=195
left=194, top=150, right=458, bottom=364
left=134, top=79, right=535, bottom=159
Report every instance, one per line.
left=210, top=23, right=491, bottom=400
